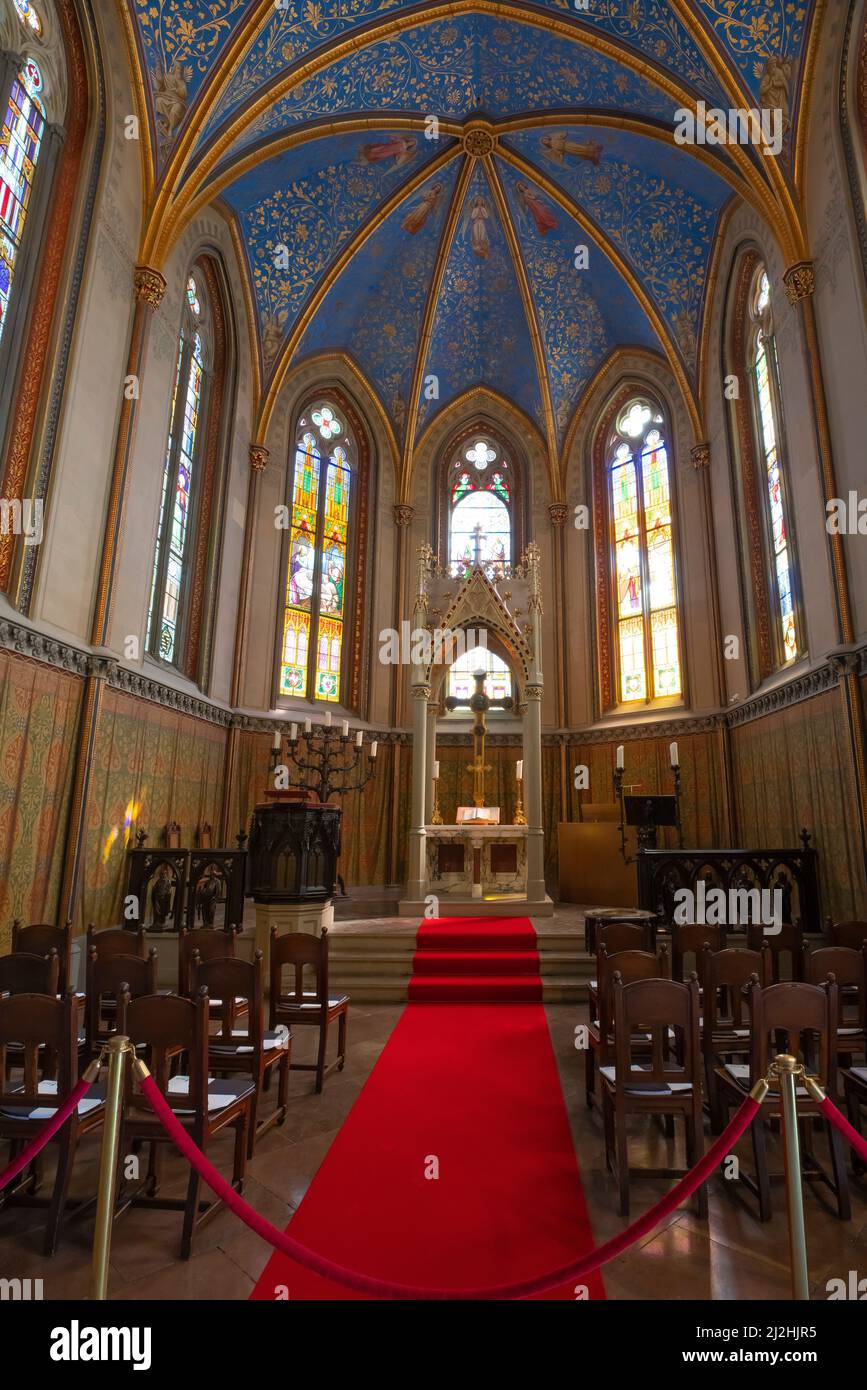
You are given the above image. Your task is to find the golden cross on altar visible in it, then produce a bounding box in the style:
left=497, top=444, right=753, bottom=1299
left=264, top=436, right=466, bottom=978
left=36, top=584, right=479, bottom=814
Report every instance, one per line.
left=466, top=753, right=493, bottom=809
left=445, top=668, right=513, bottom=808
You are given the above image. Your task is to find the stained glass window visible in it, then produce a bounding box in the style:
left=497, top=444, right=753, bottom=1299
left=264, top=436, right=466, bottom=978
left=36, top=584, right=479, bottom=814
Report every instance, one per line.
left=447, top=645, right=513, bottom=705
left=608, top=400, right=682, bottom=703
left=0, top=61, right=45, bottom=347
left=13, top=1, right=42, bottom=36
left=750, top=270, right=798, bottom=665
left=279, top=403, right=353, bottom=703
left=147, top=275, right=208, bottom=665
left=448, top=436, right=512, bottom=579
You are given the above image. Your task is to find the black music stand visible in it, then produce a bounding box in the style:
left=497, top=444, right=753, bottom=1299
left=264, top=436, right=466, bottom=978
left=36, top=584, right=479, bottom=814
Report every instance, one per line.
left=624, top=794, right=679, bottom=852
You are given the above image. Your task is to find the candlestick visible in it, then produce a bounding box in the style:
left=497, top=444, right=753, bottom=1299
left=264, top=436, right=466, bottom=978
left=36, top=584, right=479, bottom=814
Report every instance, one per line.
left=616, top=744, right=625, bottom=770
left=355, top=730, right=363, bottom=748
left=324, top=710, right=332, bottom=729
left=272, top=730, right=281, bottom=752
left=516, top=759, right=523, bottom=781
left=370, top=741, right=378, bottom=758
left=304, top=718, right=311, bottom=735
left=341, top=720, right=349, bottom=738
left=289, top=723, right=298, bottom=743
left=433, top=760, right=440, bottom=780
left=670, top=741, right=679, bottom=768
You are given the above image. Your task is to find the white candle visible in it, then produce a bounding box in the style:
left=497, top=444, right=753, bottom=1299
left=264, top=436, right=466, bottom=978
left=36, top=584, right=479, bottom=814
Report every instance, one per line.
left=341, top=720, right=349, bottom=738
left=355, top=730, right=363, bottom=747
left=324, top=710, right=332, bottom=728
left=272, top=730, right=281, bottom=751
left=433, top=760, right=440, bottom=780
left=616, top=745, right=625, bottom=770
left=304, top=718, right=311, bottom=734
left=289, top=723, right=298, bottom=742
left=370, top=740, right=378, bottom=758
left=516, top=759, right=523, bottom=781
left=670, top=741, right=679, bottom=767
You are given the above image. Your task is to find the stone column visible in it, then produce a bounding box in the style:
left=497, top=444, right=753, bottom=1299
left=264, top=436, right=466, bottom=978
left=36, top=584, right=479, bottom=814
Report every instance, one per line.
left=424, top=700, right=439, bottom=822
left=690, top=442, right=725, bottom=709
left=548, top=503, right=568, bottom=727
left=91, top=265, right=167, bottom=647
left=406, top=681, right=430, bottom=901
left=389, top=504, right=414, bottom=884
left=784, top=260, right=867, bottom=873
left=523, top=683, right=546, bottom=903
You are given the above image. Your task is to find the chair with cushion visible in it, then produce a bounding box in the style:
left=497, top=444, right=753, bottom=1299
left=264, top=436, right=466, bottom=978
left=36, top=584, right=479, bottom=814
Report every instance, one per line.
left=84, top=947, right=159, bottom=1061
left=589, top=922, right=657, bottom=1022
left=585, top=945, right=670, bottom=1111
left=746, top=921, right=804, bottom=982
left=805, top=945, right=866, bottom=1069
left=701, top=945, right=772, bottom=1132
left=269, top=928, right=348, bottom=1093
left=193, top=950, right=290, bottom=1155
left=11, top=922, right=73, bottom=993
left=601, top=974, right=705, bottom=1219
left=117, top=989, right=254, bottom=1258
left=0, top=991, right=105, bottom=1254
left=715, top=979, right=850, bottom=1221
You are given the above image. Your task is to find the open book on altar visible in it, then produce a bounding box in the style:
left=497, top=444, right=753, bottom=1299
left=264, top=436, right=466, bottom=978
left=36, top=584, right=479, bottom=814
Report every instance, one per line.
left=456, top=806, right=500, bottom=825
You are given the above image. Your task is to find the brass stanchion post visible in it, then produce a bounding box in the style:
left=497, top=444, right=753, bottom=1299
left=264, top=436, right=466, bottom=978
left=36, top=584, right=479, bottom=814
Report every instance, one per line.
left=774, top=1054, right=810, bottom=1301
left=91, top=1035, right=129, bottom=1301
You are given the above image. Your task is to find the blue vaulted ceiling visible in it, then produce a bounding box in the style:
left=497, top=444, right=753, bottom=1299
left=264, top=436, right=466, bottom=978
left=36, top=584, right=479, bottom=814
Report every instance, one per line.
left=126, top=0, right=819, bottom=453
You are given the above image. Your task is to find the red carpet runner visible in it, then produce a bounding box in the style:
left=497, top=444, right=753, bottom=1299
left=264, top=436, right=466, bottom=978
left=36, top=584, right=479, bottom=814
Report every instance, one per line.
left=251, top=917, right=603, bottom=1300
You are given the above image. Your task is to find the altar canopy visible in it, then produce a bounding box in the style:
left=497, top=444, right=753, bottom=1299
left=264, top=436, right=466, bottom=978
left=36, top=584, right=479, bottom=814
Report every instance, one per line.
left=400, top=543, right=551, bottom=917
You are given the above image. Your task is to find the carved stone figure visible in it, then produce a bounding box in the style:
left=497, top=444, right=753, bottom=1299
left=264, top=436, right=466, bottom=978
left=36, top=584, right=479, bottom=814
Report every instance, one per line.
left=195, top=865, right=222, bottom=927
left=759, top=55, right=793, bottom=132
left=150, top=863, right=175, bottom=930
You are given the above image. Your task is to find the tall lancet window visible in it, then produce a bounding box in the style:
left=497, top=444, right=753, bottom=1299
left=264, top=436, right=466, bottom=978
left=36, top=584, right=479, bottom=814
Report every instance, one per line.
left=749, top=267, right=799, bottom=666
left=147, top=274, right=209, bottom=665
left=0, top=55, right=46, bottom=346
left=448, top=435, right=512, bottom=580
left=279, top=401, right=353, bottom=703
left=607, top=398, right=682, bottom=703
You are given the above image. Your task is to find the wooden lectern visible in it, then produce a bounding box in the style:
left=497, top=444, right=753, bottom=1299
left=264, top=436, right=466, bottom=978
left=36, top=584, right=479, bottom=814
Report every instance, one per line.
left=558, top=803, right=639, bottom=907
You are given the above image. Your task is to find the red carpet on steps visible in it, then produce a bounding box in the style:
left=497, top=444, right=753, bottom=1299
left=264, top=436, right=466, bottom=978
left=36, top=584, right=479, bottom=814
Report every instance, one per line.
left=409, top=914, right=542, bottom=1002
left=251, top=918, right=604, bottom=1301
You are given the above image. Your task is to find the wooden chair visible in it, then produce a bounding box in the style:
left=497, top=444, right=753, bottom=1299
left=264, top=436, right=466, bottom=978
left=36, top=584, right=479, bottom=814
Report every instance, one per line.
left=11, top=922, right=72, bottom=992
left=584, top=911, right=656, bottom=957
left=715, top=979, right=850, bottom=1221
left=117, top=989, right=254, bottom=1258
left=827, top=920, right=867, bottom=951
left=701, top=945, right=772, bottom=1132
left=178, top=925, right=246, bottom=1027
left=0, top=949, right=59, bottom=997
left=0, top=992, right=105, bottom=1254
left=805, top=945, right=866, bottom=1068
left=193, top=951, right=290, bottom=1155
left=269, top=928, right=348, bottom=1093
left=746, top=921, right=804, bottom=981
left=842, top=1066, right=867, bottom=1176
left=84, top=947, right=158, bottom=1060
left=86, top=925, right=146, bottom=961
left=585, top=945, right=670, bottom=1111
left=670, top=923, right=725, bottom=983
left=589, top=922, right=657, bottom=1021
left=601, top=974, right=705, bottom=1219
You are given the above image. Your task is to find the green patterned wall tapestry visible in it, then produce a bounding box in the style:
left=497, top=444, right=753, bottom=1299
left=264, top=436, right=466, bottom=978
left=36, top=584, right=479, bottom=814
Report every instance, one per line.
left=0, top=651, right=83, bottom=949
left=79, top=689, right=228, bottom=929
left=730, top=689, right=867, bottom=922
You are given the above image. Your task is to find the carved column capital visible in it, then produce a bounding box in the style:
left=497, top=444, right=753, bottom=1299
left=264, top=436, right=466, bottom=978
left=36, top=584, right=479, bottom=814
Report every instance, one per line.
left=525, top=683, right=544, bottom=701
left=249, top=444, right=269, bottom=473
left=690, top=442, right=711, bottom=471
left=133, top=265, right=167, bottom=309
left=393, top=504, right=414, bottom=528
left=548, top=503, right=568, bottom=526
left=411, top=683, right=432, bottom=701
left=783, top=261, right=815, bottom=304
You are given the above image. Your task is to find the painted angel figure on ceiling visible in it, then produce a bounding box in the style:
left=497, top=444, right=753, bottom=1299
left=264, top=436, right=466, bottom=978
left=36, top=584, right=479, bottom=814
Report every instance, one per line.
left=516, top=182, right=557, bottom=237
left=469, top=194, right=490, bottom=260
left=361, top=135, right=418, bottom=169
left=401, top=182, right=444, bottom=234
left=153, top=59, right=192, bottom=146
left=759, top=55, right=793, bottom=133
left=540, top=132, right=603, bottom=166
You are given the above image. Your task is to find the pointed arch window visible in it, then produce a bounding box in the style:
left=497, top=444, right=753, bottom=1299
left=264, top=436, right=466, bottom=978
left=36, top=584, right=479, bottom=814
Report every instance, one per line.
left=748, top=267, right=799, bottom=666
left=447, top=644, right=513, bottom=706
left=147, top=273, right=211, bottom=666
left=279, top=401, right=354, bottom=703
left=0, top=56, right=45, bottom=347
left=447, top=435, right=512, bottom=580
left=606, top=398, right=682, bottom=704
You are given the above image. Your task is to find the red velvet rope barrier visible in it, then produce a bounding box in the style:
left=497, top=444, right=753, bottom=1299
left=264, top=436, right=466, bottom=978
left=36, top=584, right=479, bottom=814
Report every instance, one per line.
left=818, top=1094, right=867, bottom=1166
left=139, top=1074, right=759, bottom=1300
left=0, top=1077, right=93, bottom=1192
